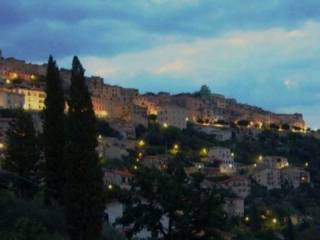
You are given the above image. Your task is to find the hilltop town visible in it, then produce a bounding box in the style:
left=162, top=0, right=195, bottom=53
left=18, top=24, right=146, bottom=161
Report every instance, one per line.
left=1, top=52, right=320, bottom=239
left=0, top=50, right=305, bottom=133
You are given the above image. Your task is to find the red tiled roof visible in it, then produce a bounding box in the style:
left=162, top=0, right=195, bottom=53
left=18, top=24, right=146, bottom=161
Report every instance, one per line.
left=219, top=176, right=249, bottom=184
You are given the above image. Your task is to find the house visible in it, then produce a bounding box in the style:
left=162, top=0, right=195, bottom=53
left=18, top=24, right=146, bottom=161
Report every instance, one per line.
left=218, top=176, right=251, bottom=199
left=157, top=104, right=188, bottom=129
left=8, top=87, right=46, bottom=111
left=281, top=167, right=310, bottom=188
left=224, top=197, right=244, bottom=217
left=97, top=137, right=130, bottom=160
left=196, top=125, right=232, bottom=141
left=258, top=156, right=289, bottom=169
left=0, top=89, right=24, bottom=109
left=252, top=168, right=281, bottom=190
left=185, top=162, right=205, bottom=175
left=110, top=121, right=136, bottom=139
left=208, top=147, right=236, bottom=175
left=103, top=169, right=133, bottom=190
left=142, top=154, right=170, bottom=170
left=208, top=147, right=233, bottom=162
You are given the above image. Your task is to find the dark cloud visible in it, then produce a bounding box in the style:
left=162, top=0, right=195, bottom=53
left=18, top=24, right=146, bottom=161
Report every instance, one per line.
left=1, top=0, right=320, bottom=126
left=1, top=0, right=320, bottom=60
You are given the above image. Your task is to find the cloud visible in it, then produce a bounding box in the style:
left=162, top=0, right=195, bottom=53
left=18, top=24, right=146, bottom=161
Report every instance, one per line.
left=66, top=21, right=320, bottom=127
left=154, top=59, right=186, bottom=74
left=1, top=0, right=320, bottom=126
left=2, top=0, right=320, bottom=60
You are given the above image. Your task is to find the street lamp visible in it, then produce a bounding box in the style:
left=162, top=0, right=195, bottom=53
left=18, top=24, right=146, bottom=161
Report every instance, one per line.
left=200, top=148, right=208, bottom=158
left=137, top=139, right=145, bottom=147
left=138, top=152, right=143, bottom=158
left=171, top=144, right=179, bottom=155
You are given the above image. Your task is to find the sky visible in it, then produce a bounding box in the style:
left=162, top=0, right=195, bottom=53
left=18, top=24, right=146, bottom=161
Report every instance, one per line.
left=1, top=0, right=320, bottom=127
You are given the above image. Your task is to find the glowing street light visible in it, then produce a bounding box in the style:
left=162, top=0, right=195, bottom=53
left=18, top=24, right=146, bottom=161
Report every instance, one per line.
left=170, top=144, right=180, bottom=155
left=107, top=184, right=113, bottom=190
left=272, top=218, right=277, bottom=224
left=245, top=216, right=250, bottom=222
left=133, top=165, right=138, bottom=170
left=305, top=162, right=309, bottom=167
left=137, top=139, right=145, bottom=147
left=0, top=143, right=4, bottom=149
left=258, top=155, right=263, bottom=161
left=10, top=72, right=18, bottom=79
left=200, top=148, right=208, bottom=158
left=257, top=122, right=263, bottom=129
left=163, top=123, right=168, bottom=128
left=30, top=74, right=36, bottom=80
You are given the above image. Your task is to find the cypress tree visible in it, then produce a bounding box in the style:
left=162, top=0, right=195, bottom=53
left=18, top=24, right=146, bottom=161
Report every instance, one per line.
left=3, top=110, right=40, bottom=199
left=64, top=56, right=105, bottom=240
left=43, top=56, right=65, bottom=204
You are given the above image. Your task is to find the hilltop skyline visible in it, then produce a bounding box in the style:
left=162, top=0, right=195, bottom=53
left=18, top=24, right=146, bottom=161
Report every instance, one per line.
left=1, top=0, right=320, bottom=127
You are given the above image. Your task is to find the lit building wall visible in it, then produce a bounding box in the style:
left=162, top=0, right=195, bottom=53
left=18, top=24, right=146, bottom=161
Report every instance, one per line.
left=0, top=89, right=24, bottom=109
left=8, top=88, right=46, bottom=111
left=158, top=105, right=188, bottom=129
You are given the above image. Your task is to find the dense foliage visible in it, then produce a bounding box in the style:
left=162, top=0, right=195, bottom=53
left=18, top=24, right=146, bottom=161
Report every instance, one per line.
left=2, top=110, right=40, bottom=199
left=64, top=56, right=105, bottom=240
left=116, top=159, right=228, bottom=240
left=43, top=56, right=66, bottom=204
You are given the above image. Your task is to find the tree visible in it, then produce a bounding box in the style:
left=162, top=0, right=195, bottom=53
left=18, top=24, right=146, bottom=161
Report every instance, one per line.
left=43, top=56, right=66, bottom=204
left=237, top=120, right=250, bottom=127
left=116, top=159, right=228, bottom=240
left=64, top=57, right=105, bottom=240
left=97, top=120, right=120, bottom=138
left=281, top=123, right=290, bottom=131
left=194, top=85, right=211, bottom=98
left=3, top=110, right=39, bottom=199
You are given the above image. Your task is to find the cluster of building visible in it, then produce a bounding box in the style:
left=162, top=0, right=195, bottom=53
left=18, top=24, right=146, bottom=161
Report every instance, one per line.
left=251, top=156, right=310, bottom=190
left=102, top=143, right=311, bottom=219
left=0, top=51, right=305, bottom=136
left=0, top=51, right=314, bottom=222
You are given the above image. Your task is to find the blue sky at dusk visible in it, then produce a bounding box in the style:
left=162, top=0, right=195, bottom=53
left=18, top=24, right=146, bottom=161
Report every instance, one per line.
left=1, top=0, right=320, bottom=127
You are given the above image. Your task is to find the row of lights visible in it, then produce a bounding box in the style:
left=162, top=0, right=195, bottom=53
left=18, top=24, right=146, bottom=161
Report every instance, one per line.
left=244, top=216, right=277, bottom=224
